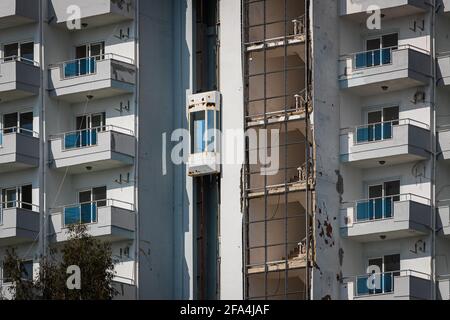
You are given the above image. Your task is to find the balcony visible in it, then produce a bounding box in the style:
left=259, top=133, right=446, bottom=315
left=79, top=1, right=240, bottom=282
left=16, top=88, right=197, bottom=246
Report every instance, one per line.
left=340, top=119, right=430, bottom=168
left=441, top=0, right=450, bottom=15
left=48, top=54, right=136, bottom=102
left=343, top=270, right=431, bottom=300
left=0, top=57, right=40, bottom=102
left=437, top=276, right=450, bottom=300
left=437, top=203, right=450, bottom=237
left=49, top=199, right=135, bottom=242
left=438, top=127, right=450, bottom=161
left=339, top=0, right=428, bottom=21
left=49, top=126, right=135, bottom=174
left=339, top=45, right=431, bottom=96
left=49, top=0, right=134, bottom=30
left=341, top=194, right=431, bottom=242
left=0, top=202, right=40, bottom=246
left=437, top=53, right=450, bottom=87
left=0, top=129, right=39, bottom=173
left=0, top=0, right=39, bottom=30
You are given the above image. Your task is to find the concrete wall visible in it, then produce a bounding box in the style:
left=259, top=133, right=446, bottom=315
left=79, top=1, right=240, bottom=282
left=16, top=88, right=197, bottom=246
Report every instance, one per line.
left=312, top=0, right=342, bottom=300
left=219, top=0, right=244, bottom=300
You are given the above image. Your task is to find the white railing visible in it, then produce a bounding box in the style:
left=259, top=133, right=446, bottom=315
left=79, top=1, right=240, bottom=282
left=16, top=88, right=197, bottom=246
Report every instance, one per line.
left=49, top=125, right=134, bottom=151
left=0, top=55, right=40, bottom=67
left=57, top=199, right=135, bottom=228
left=349, top=193, right=430, bottom=224
left=49, top=53, right=135, bottom=79
left=345, top=118, right=430, bottom=145
left=339, top=44, right=429, bottom=75
left=344, top=270, right=431, bottom=297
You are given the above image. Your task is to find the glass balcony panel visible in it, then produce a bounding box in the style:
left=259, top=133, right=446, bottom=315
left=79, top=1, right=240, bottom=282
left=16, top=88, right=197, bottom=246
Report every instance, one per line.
left=80, top=203, right=96, bottom=224
left=64, top=132, right=80, bottom=149
left=384, top=197, right=393, bottom=218
left=374, top=198, right=383, bottom=220
left=383, top=122, right=393, bottom=139
left=64, top=206, right=81, bottom=226
left=64, top=61, right=79, bottom=78
left=382, top=48, right=392, bottom=64
left=355, top=52, right=368, bottom=69
left=357, top=276, right=370, bottom=296
left=63, top=58, right=96, bottom=78
left=356, top=201, right=370, bottom=221
left=356, top=273, right=394, bottom=296
left=356, top=127, right=369, bottom=143
left=354, top=48, right=393, bottom=70
left=373, top=124, right=383, bottom=141
left=373, top=50, right=381, bottom=66
left=383, top=273, right=394, bottom=293
left=356, top=197, right=395, bottom=222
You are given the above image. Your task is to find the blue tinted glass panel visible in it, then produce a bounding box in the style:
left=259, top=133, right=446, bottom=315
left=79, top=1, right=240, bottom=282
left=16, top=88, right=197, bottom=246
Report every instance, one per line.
left=383, top=122, right=393, bottom=139
left=65, top=133, right=79, bottom=149
left=356, top=53, right=367, bottom=69
left=374, top=198, right=383, bottom=220
left=64, top=61, right=79, bottom=78
left=383, top=273, right=394, bottom=293
left=374, top=124, right=382, bottom=141
left=357, top=201, right=370, bottom=221
left=357, top=276, right=369, bottom=296
left=65, top=206, right=80, bottom=226
left=373, top=50, right=381, bottom=66
left=357, top=127, right=369, bottom=143
left=382, top=48, right=392, bottom=64
left=384, top=197, right=393, bottom=218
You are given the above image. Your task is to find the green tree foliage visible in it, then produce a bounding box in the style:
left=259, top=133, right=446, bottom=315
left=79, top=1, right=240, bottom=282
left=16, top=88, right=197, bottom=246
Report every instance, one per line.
left=3, top=224, right=117, bottom=300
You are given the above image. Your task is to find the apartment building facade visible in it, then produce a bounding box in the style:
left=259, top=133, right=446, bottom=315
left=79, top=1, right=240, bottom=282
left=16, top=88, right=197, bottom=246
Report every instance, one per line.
left=1, top=0, right=450, bottom=301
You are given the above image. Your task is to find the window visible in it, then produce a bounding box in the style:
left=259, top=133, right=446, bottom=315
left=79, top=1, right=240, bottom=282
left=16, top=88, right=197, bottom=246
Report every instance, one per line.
left=79, top=186, right=107, bottom=207
left=76, top=42, right=105, bottom=60
left=2, top=112, right=33, bottom=136
left=190, top=110, right=218, bottom=154
left=355, top=33, right=398, bottom=69
left=356, top=106, right=399, bottom=143
left=64, top=42, right=105, bottom=78
left=3, top=42, right=34, bottom=63
left=1, top=185, right=33, bottom=210
left=356, top=180, right=400, bottom=221
left=191, top=111, right=206, bottom=154
left=64, top=113, right=105, bottom=149
left=367, top=254, right=400, bottom=293
left=357, top=254, right=400, bottom=296
left=64, top=186, right=107, bottom=226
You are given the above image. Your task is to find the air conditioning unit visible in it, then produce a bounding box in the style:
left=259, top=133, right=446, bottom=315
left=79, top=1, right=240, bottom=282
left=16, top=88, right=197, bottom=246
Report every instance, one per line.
left=187, top=91, right=221, bottom=177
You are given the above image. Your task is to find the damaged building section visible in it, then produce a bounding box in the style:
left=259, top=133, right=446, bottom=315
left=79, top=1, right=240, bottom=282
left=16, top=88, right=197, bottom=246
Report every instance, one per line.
left=242, top=0, right=315, bottom=300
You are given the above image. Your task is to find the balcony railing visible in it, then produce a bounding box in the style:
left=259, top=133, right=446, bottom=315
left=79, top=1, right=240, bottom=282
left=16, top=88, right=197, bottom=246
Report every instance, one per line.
left=353, top=118, right=429, bottom=145
left=0, top=201, right=39, bottom=226
left=61, top=199, right=134, bottom=227
left=355, top=120, right=395, bottom=144
left=340, top=44, right=430, bottom=75
left=0, top=127, right=39, bottom=146
left=54, top=125, right=134, bottom=151
left=350, top=270, right=431, bottom=297
left=63, top=57, right=96, bottom=78
left=354, top=194, right=430, bottom=223
left=0, top=55, right=39, bottom=67
left=50, top=53, right=135, bottom=80
left=354, top=47, right=394, bottom=70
